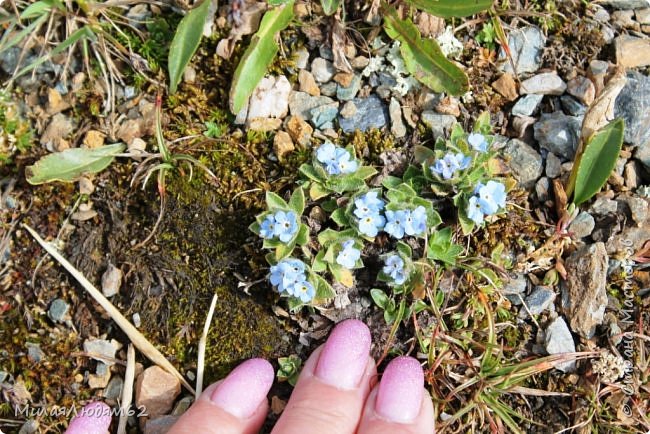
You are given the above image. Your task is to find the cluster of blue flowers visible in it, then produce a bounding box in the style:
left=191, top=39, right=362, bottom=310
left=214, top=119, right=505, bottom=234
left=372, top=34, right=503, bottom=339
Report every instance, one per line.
left=269, top=258, right=315, bottom=302
left=383, top=254, right=407, bottom=285
left=384, top=206, right=427, bottom=239
left=430, top=152, right=471, bottom=180
left=260, top=211, right=299, bottom=242
left=353, top=192, right=386, bottom=237
left=336, top=240, right=361, bottom=269
left=466, top=180, right=507, bottom=225
left=316, top=142, right=358, bottom=176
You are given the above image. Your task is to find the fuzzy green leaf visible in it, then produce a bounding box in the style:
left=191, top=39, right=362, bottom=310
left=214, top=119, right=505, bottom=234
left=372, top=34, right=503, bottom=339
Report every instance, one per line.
left=330, top=208, right=349, bottom=227
left=570, top=119, right=625, bottom=206
left=266, top=191, right=288, bottom=210
left=328, top=176, right=366, bottom=193
left=288, top=187, right=305, bottom=215
left=275, top=241, right=295, bottom=261
left=355, top=165, right=378, bottom=180
left=383, top=7, right=469, bottom=95
left=26, top=144, right=125, bottom=185
left=321, top=0, right=340, bottom=15
left=299, top=164, right=323, bottom=182
left=168, top=0, right=211, bottom=94
left=229, top=1, right=294, bottom=113
left=312, top=274, right=336, bottom=300
left=294, top=224, right=309, bottom=246
left=370, top=289, right=389, bottom=309
left=309, top=182, right=330, bottom=200
left=312, top=251, right=327, bottom=272
left=405, top=0, right=493, bottom=18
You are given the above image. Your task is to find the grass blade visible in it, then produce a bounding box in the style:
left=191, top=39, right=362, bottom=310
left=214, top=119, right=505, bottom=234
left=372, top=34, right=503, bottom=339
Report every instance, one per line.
left=405, top=0, right=493, bottom=18
left=168, top=0, right=211, bottom=94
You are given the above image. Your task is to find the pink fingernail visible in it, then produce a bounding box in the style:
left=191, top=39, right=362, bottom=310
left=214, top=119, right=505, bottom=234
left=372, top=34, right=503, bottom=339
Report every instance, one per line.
left=210, top=358, right=274, bottom=419
left=375, top=356, right=423, bottom=424
left=315, top=319, right=371, bottom=389
left=66, top=401, right=111, bottom=434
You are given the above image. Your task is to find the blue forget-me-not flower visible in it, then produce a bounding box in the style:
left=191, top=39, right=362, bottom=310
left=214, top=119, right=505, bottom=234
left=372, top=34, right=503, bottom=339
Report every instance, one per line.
left=466, top=180, right=506, bottom=225
left=405, top=206, right=427, bottom=236
left=290, top=280, right=316, bottom=303
left=385, top=210, right=409, bottom=239
left=270, top=258, right=306, bottom=294
left=316, top=142, right=358, bottom=175
left=336, top=240, right=361, bottom=269
left=430, top=152, right=471, bottom=180
left=383, top=254, right=407, bottom=285
left=354, top=192, right=386, bottom=237
left=272, top=210, right=299, bottom=242
left=259, top=214, right=276, bottom=239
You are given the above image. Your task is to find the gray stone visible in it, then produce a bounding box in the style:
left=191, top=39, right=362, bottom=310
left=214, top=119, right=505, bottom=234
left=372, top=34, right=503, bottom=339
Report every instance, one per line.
left=521, top=72, right=567, bottom=95
left=310, top=103, right=339, bottom=128
left=592, top=4, right=611, bottom=22
left=103, top=376, right=124, bottom=401
left=48, top=298, right=69, bottom=323
left=562, top=242, right=608, bottom=339
left=498, top=26, right=546, bottom=75
left=294, top=48, right=310, bottom=69
left=622, top=196, right=649, bottom=226
left=421, top=111, right=457, bottom=140
left=560, top=96, right=587, bottom=117
left=512, top=94, right=543, bottom=117
left=502, top=274, right=528, bottom=305
left=336, top=74, right=362, bottom=101
left=567, top=76, right=595, bottom=105
left=533, top=112, right=582, bottom=160
left=320, top=82, right=337, bottom=97
left=598, top=0, right=650, bottom=9
left=544, top=317, right=577, bottom=373
left=26, top=343, right=44, bottom=363
left=338, top=95, right=389, bottom=133
left=568, top=211, right=595, bottom=238
left=503, top=139, right=543, bottom=188
left=288, top=92, right=336, bottom=122
left=590, top=197, right=618, bottom=215
left=546, top=152, right=562, bottom=178
left=615, top=72, right=650, bottom=167
left=311, top=57, right=335, bottom=83
left=520, top=286, right=556, bottom=317
left=18, top=420, right=39, bottom=434
left=83, top=339, right=119, bottom=366
left=536, top=177, right=551, bottom=202
left=389, top=98, right=407, bottom=138
left=145, top=415, right=180, bottom=434
left=172, top=396, right=194, bottom=416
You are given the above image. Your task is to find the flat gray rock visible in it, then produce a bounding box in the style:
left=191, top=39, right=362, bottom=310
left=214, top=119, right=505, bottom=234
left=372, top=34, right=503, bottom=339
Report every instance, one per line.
left=338, top=95, right=389, bottom=133
left=615, top=72, right=650, bottom=168
left=544, top=317, right=576, bottom=373
left=503, top=139, right=543, bottom=188
left=533, top=112, right=582, bottom=160
left=498, top=26, right=546, bottom=75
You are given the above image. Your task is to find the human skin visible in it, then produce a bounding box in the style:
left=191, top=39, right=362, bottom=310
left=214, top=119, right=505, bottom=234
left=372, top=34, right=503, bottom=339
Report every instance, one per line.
left=66, top=319, right=434, bottom=434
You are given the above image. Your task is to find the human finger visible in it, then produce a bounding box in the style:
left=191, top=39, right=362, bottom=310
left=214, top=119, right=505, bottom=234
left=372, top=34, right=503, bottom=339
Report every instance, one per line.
left=272, top=319, right=375, bottom=434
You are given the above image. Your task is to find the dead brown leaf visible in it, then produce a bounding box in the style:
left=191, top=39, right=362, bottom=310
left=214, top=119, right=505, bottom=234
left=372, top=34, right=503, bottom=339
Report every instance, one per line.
left=331, top=16, right=353, bottom=73
left=580, top=66, right=627, bottom=144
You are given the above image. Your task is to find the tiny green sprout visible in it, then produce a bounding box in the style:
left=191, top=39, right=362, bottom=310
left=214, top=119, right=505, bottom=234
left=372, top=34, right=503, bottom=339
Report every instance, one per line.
left=203, top=121, right=224, bottom=138
left=277, top=355, right=302, bottom=386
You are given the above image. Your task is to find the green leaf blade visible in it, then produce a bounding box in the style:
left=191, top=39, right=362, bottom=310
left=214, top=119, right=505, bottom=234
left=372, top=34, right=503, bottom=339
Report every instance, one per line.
left=168, top=0, right=211, bottom=94
left=405, top=0, right=493, bottom=18
left=572, top=119, right=625, bottom=205
left=383, top=8, right=469, bottom=96
left=321, top=0, right=341, bottom=15
left=229, top=1, right=295, bottom=113
left=26, top=144, right=126, bottom=185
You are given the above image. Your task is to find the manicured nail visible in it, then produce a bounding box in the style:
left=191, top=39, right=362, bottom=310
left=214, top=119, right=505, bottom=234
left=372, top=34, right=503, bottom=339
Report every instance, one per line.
left=210, top=358, right=274, bottom=419
left=66, top=401, right=111, bottom=434
left=315, top=319, right=371, bottom=389
left=375, top=356, right=423, bottom=424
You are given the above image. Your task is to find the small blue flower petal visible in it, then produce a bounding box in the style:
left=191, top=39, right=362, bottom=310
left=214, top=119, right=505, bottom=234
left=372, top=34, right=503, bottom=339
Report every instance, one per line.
left=259, top=214, right=276, bottom=239
left=273, top=210, right=299, bottom=243
left=468, top=133, right=488, bottom=153
left=405, top=206, right=427, bottom=236
left=467, top=196, right=485, bottom=225
left=291, top=280, right=315, bottom=303
left=336, top=240, right=361, bottom=269
left=385, top=210, right=408, bottom=239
